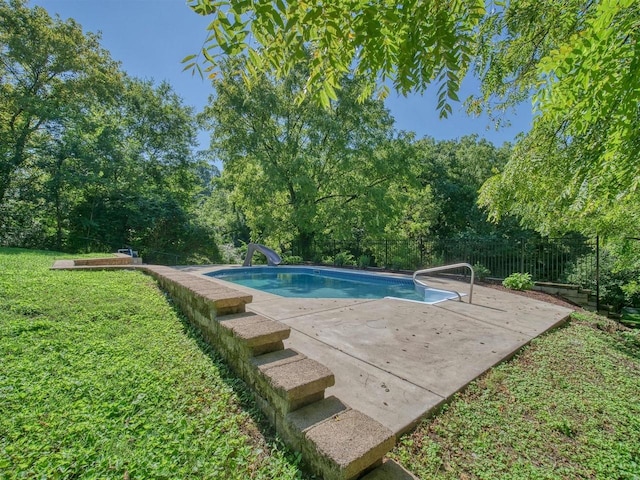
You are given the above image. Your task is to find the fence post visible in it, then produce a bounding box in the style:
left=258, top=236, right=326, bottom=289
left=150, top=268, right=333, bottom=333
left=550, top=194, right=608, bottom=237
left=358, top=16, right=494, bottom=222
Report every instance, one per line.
left=385, top=239, right=389, bottom=268
left=596, top=235, right=600, bottom=312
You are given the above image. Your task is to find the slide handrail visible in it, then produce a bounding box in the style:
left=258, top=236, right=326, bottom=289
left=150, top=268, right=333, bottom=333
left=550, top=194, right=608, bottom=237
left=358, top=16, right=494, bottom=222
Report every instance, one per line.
left=413, top=262, right=474, bottom=304
left=242, top=243, right=282, bottom=266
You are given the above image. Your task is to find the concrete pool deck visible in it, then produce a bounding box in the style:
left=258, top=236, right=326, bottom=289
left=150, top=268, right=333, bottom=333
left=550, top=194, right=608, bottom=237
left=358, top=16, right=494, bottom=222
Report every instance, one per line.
left=181, top=266, right=574, bottom=436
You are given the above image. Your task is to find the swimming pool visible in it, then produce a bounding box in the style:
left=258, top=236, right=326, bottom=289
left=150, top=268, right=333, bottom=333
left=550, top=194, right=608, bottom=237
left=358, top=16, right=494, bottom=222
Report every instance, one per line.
left=207, top=266, right=460, bottom=304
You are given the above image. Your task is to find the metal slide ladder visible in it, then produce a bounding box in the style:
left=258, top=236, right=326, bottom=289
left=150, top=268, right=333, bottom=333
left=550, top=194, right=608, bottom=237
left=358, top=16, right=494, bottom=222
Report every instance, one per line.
left=413, top=262, right=475, bottom=304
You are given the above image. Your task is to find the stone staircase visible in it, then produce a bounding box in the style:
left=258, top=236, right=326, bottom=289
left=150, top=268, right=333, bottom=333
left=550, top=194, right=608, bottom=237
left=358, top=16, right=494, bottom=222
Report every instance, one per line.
left=144, top=265, right=396, bottom=480
left=533, top=282, right=604, bottom=313
left=53, top=260, right=398, bottom=479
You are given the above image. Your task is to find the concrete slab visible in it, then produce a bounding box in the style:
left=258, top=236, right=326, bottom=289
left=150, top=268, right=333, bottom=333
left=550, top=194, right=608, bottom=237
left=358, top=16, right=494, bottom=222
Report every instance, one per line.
left=438, top=289, right=570, bottom=336
left=284, top=328, right=445, bottom=435
left=361, top=459, right=419, bottom=480
left=191, top=268, right=573, bottom=436
left=280, top=299, right=534, bottom=395
left=51, top=259, right=75, bottom=269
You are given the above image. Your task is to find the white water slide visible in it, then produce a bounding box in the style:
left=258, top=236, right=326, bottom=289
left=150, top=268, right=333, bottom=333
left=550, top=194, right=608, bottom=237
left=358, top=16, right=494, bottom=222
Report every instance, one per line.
left=242, top=243, right=282, bottom=266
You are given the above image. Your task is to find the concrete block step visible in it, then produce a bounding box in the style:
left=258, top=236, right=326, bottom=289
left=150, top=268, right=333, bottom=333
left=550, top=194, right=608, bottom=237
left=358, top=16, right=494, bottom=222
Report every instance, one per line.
left=73, top=257, right=135, bottom=266
left=285, top=396, right=395, bottom=480
left=251, top=349, right=335, bottom=416
left=533, top=285, right=561, bottom=295
left=218, top=313, right=290, bottom=356
left=146, top=268, right=252, bottom=315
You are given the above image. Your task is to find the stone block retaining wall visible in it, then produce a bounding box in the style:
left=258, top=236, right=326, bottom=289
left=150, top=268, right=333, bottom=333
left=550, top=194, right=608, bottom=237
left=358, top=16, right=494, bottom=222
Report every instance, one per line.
left=52, top=260, right=397, bottom=480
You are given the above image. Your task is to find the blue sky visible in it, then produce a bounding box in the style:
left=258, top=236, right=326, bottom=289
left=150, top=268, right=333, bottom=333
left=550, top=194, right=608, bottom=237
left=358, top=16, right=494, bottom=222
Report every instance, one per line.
left=32, top=0, right=532, bottom=148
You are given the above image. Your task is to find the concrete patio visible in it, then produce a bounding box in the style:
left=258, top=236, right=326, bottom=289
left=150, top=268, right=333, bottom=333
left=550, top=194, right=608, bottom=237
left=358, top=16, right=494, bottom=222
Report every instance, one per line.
left=183, top=267, right=573, bottom=436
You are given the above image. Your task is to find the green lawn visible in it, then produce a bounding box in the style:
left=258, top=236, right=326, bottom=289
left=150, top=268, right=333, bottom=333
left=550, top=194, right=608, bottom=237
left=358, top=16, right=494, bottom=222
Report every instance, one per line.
left=2, top=248, right=639, bottom=479
left=0, top=248, right=305, bottom=479
left=391, top=312, right=640, bottom=479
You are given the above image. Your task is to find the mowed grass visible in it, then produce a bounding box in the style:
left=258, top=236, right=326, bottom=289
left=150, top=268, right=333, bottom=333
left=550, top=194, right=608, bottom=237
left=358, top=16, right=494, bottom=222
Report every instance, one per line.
left=392, top=312, right=640, bottom=479
left=0, top=248, right=305, bottom=479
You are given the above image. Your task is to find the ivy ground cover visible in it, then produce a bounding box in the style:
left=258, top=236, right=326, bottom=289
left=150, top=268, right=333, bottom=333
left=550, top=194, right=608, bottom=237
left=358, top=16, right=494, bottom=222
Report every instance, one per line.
left=392, top=312, right=640, bottom=479
left=0, top=248, right=305, bottom=479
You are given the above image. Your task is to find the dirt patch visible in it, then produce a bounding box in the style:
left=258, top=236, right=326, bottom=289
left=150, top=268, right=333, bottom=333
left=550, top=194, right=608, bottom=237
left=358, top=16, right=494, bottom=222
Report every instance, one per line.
left=482, top=283, right=581, bottom=310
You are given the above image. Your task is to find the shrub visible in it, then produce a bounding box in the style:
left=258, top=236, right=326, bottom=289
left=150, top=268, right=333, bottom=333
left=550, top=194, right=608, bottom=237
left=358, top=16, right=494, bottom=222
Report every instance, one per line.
left=281, top=255, right=303, bottom=265
left=473, top=262, right=491, bottom=281
left=334, top=251, right=356, bottom=267
left=185, top=252, right=215, bottom=265
left=321, top=255, right=334, bottom=265
left=622, top=281, right=640, bottom=307
left=358, top=254, right=371, bottom=269
left=503, top=272, right=534, bottom=291
left=219, top=243, right=243, bottom=264
left=565, top=247, right=640, bottom=311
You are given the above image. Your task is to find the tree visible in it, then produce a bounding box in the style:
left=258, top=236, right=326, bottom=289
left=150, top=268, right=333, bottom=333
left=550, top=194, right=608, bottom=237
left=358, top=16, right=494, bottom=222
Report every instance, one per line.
left=0, top=1, right=221, bottom=262
left=477, top=0, right=640, bottom=238
left=0, top=0, right=120, bottom=206
left=186, top=0, right=484, bottom=114
left=413, top=135, right=513, bottom=239
left=57, top=77, right=211, bottom=258
left=199, top=61, right=415, bottom=248
left=187, top=0, right=640, bottom=238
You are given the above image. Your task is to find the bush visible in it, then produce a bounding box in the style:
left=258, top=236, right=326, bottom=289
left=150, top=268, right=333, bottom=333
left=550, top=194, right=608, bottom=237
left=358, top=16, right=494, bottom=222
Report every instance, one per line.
left=334, top=251, right=356, bottom=267
left=281, top=255, right=303, bottom=265
left=321, top=255, right=334, bottom=265
left=219, top=243, right=243, bottom=264
left=622, top=281, right=640, bottom=307
left=473, top=262, right=491, bottom=281
left=565, top=246, right=640, bottom=311
left=358, top=254, right=371, bottom=269
left=503, top=272, right=534, bottom=291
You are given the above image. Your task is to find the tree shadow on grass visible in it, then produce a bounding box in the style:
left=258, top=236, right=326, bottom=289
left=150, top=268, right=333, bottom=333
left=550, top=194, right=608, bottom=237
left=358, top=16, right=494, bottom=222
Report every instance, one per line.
left=574, top=311, right=640, bottom=363
left=612, top=329, right=640, bottom=362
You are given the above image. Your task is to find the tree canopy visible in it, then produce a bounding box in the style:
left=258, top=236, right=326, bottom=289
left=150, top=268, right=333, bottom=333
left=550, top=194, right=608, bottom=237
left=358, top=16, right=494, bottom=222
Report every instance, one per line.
left=199, top=61, right=416, bottom=248
left=186, top=0, right=484, bottom=115
left=477, top=0, right=640, bottom=238
left=0, top=0, right=219, bottom=262
left=0, top=0, right=120, bottom=204
left=188, top=0, right=640, bottom=238
left=199, top=59, right=519, bottom=255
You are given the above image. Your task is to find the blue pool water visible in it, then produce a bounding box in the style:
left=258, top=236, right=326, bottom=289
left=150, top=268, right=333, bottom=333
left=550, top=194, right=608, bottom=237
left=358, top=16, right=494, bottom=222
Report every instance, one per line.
left=207, top=267, right=459, bottom=304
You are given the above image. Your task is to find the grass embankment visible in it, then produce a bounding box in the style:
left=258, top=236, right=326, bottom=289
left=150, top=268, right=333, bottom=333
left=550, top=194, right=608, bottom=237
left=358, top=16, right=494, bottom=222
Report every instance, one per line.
left=0, top=248, right=304, bottom=479
left=392, top=312, right=640, bottom=479
left=2, top=249, right=639, bottom=479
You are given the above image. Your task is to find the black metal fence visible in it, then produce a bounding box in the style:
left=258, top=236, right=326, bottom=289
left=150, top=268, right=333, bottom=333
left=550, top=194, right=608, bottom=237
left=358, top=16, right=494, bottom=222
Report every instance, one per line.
left=62, top=233, right=598, bottom=285
left=292, top=235, right=597, bottom=283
